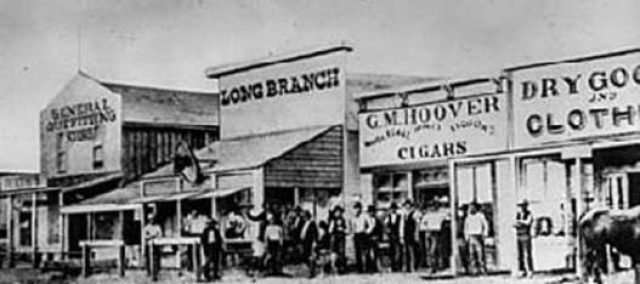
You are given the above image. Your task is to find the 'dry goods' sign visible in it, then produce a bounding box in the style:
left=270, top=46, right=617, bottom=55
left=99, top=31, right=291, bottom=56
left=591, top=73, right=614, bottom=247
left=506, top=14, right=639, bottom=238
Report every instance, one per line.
left=359, top=92, right=507, bottom=167
left=512, top=52, right=640, bottom=148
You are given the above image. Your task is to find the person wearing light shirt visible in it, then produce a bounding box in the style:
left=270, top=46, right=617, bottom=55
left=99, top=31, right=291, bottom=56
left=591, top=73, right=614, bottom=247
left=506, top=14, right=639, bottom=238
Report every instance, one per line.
left=463, top=202, right=488, bottom=275
left=424, top=203, right=447, bottom=272
left=351, top=202, right=372, bottom=273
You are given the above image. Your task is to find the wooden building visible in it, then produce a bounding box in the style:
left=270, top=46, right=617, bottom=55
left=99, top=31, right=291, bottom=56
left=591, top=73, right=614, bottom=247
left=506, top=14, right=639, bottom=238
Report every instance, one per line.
left=0, top=71, right=219, bottom=267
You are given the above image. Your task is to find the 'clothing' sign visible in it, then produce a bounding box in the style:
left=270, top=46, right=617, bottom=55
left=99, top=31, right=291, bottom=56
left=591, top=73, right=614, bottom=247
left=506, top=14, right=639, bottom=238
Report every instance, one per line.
left=512, top=52, right=640, bottom=148
left=359, top=93, right=507, bottom=167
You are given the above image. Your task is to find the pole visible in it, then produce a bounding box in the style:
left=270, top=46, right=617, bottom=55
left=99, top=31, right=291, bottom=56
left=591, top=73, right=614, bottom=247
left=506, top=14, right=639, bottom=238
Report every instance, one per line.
left=31, top=192, right=38, bottom=268
left=448, top=159, right=458, bottom=276
left=575, top=158, right=584, bottom=278
left=7, top=194, right=14, bottom=268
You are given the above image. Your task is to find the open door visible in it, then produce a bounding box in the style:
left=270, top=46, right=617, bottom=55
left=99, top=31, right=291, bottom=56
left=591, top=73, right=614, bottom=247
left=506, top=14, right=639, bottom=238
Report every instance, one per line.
left=627, top=173, right=640, bottom=208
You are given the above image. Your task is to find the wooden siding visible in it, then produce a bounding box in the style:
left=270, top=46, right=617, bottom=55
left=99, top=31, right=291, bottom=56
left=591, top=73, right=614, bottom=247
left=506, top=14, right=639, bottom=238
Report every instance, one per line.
left=264, top=126, right=343, bottom=188
left=122, top=124, right=218, bottom=181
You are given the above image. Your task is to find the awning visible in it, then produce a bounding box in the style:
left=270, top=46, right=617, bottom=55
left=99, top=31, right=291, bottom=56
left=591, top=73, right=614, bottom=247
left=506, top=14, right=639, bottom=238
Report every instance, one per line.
left=61, top=187, right=141, bottom=214
left=190, top=187, right=249, bottom=200
left=62, top=172, right=123, bottom=193
left=132, top=190, right=208, bottom=204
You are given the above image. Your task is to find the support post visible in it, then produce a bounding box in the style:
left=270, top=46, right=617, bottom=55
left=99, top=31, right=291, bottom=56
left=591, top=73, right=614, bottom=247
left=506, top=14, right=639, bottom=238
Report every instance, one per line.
left=575, top=158, right=584, bottom=278
left=82, top=243, right=90, bottom=278
left=193, top=243, right=201, bottom=281
left=150, top=243, right=158, bottom=282
left=31, top=192, right=38, bottom=268
left=59, top=191, right=65, bottom=260
left=118, top=243, right=125, bottom=277
left=510, top=156, right=520, bottom=276
left=118, top=211, right=125, bottom=276
left=6, top=195, right=14, bottom=268
left=448, top=159, right=458, bottom=276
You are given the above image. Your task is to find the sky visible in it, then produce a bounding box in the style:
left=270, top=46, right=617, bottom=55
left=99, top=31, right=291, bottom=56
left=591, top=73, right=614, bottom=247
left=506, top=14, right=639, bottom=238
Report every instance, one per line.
left=1, top=0, right=639, bottom=172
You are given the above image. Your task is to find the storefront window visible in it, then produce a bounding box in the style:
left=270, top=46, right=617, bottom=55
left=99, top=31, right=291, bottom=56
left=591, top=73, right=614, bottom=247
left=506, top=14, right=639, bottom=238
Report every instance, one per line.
left=373, top=173, right=408, bottom=208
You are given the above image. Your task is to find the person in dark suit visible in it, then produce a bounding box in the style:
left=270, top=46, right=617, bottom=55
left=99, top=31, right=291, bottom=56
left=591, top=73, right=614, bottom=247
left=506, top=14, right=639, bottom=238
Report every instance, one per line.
left=366, top=205, right=383, bottom=273
left=299, top=210, right=318, bottom=278
left=201, top=218, right=223, bottom=281
left=385, top=202, right=403, bottom=272
left=403, top=200, right=419, bottom=272
left=328, top=206, right=347, bottom=273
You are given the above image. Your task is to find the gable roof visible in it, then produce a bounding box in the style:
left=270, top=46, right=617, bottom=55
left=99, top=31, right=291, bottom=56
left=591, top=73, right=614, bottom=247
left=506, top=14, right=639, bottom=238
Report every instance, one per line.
left=100, top=81, right=218, bottom=127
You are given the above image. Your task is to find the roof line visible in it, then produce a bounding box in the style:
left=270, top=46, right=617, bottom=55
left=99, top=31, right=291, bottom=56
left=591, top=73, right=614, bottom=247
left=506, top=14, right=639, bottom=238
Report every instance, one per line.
left=100, top=80, right=216, bottom=95
left=354, top=76, right=490, bottom=101
left=504, top=47, right=640, bottom=72
left=205, top=42, right=353, bottom=78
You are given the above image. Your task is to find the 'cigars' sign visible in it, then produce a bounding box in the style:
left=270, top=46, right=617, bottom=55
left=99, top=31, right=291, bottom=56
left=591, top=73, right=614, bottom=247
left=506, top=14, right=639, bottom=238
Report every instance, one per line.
left=359, top=93, right=507, bottom=167
left=512, top=52, right=640, bottom=148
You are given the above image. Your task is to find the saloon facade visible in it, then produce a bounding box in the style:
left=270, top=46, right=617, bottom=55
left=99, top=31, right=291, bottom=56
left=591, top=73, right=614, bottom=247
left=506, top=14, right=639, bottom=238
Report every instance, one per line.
left=1, top=72, right=220, bottom=267
left=357, top=47, right=640, bottom=276
left=136, top=43, right=436, bottom=253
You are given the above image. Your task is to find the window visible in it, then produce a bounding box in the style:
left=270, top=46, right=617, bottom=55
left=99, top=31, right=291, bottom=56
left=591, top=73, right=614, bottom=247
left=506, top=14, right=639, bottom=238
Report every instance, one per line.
left=56, top=133, right=67, bottom=173
left=93, top=144, right=104, bottom=169
left=373, top=173, right=408, bottom=207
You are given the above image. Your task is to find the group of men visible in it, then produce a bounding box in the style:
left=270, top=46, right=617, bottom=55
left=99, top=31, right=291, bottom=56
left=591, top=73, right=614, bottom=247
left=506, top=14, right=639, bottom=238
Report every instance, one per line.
left=141, top=198, right=536, bottom=281
left=351, top=199, right=451, bottom=274
left=143, top=210, right=224, bottom=282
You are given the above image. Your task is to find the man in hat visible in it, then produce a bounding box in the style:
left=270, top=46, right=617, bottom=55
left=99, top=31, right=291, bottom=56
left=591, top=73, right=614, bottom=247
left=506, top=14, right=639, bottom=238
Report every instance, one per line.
left=365, top=205, right=382, bottom=273
left=328, top=205, right=347, bottom=273
left=385, top=202, right=404, bottom=272
left=402, top=199, right=420, bottom=272
left=464, top=202, right=488, bottom=275
left=515, top=199, right=534, bottom=277
left=201, top=218, right=223, bottom=281
left=144, top=213, right=162, bottom=276
left=351, top=202, right=373, bottom=273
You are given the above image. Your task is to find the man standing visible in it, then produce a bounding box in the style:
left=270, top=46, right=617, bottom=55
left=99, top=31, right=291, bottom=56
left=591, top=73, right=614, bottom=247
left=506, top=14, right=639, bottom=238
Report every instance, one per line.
left=201, top=218, right=223, bottom=281
left=328, top=206, right=347, bottom=273
left=144, top=214, right=162, bottom=276
left=424, top=201, right=446, bottom=273
left=402, top=200, right=419, bottom=272
left=299, top=210, right=318, bottom=278
left=365, top=205, right=382, bottom=273
left=464, top=202, right=489, bottom=275
left=515, top=199, right=534, bottom=278
left=351, top=202, right=371, bottom=273
left=385, top=202, right=403, bottom=272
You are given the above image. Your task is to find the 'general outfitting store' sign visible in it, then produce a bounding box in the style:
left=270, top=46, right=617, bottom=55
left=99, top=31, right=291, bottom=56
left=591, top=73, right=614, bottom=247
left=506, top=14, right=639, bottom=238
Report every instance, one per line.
left=512, top=52, right=640, bottom=149
left=359, top=92, right=508, bottom=167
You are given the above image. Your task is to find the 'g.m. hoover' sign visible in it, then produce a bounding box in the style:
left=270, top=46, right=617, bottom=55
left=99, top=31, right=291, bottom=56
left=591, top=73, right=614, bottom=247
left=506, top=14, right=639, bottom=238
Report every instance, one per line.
left=359, top=92, right=507, bottom=167
left=512, top=52, right=640, bottom=149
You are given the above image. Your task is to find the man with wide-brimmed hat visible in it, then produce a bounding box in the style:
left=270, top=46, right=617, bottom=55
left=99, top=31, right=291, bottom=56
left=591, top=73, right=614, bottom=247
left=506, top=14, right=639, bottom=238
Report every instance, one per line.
left=385, top=202, right=403, bottom=272
left=201, top=217, right=223, bottom=281
left=328, top=205, right=347, bottom=273
left=515, top=199, right=534, bottom=277
left=464, top=201, right=488, bottom=275
left=402, top=199, right=420, bottom=272
left=351, top=202, right=372, bottom=273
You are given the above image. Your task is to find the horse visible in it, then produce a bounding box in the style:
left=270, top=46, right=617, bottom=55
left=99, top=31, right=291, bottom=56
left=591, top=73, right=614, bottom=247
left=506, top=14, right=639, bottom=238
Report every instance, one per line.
left=578, top=206, right=640, bottom=284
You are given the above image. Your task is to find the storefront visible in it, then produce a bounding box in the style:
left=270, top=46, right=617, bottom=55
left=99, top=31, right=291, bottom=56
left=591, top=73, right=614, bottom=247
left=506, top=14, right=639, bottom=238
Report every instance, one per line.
left=37, top=71, right=219, bottom=267
left=357, top=77, right=511, bottom=273
left=496, top=48, right=640, bottom=274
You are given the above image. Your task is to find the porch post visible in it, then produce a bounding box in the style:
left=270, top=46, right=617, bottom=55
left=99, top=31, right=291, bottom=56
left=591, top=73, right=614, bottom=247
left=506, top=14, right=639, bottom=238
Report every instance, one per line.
left=59, top=191, right=65, bottom=260
left=448, top=159, right=458, bottom=276
left=31, top=192, right=38, bottom=268
left=575, top=158, right=584, bottom=278
left=7, top=194, right=14, bottom=268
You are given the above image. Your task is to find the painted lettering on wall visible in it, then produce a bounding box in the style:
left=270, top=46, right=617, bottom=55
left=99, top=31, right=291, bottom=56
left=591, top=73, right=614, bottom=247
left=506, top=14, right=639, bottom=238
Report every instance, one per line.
left=44, top=98, right=117, bottom=141
left=359, top=94, right=507, bottom=167
left=515, top=61, right=640, bottom=143
left=219, top=67, right=340, bottom=107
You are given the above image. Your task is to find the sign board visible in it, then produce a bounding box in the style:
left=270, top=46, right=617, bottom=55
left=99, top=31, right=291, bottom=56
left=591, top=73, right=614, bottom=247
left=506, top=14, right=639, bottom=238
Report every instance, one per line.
left=359, top=93, right=508, bottom=167
left=40, top=74, right=122, bottom=178
left=512, top=52, right=640, bottom=149
left=215, top=51, right=347, bottom=138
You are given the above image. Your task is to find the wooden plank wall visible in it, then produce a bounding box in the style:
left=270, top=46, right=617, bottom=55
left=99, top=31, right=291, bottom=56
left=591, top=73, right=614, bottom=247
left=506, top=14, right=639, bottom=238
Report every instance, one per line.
left=264, top=126, right=343, bottom=189
left=121, top=124, right=218, bottom=181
